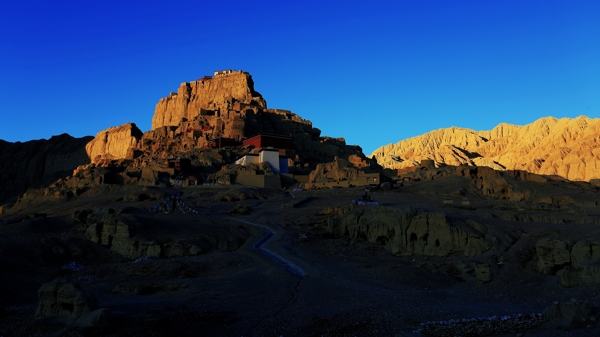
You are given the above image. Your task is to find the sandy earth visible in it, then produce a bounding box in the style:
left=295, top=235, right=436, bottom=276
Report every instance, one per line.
left=1, top=182, right=599, bottom=336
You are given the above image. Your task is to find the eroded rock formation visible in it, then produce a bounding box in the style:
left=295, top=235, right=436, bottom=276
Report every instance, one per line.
left=86, top=123, right=143, bottom=163
left=309, top=156, right=373, bottom=184
left=542, top=301, right=592, bottom=329
left=400, top=163, right=544, bottom=201
left=536, top=238, right=600, bottom=287
left=372, top=116, right=600, bottom=181
left=74, top=207, right=249, bottom=260
left=36, top=279, right=109, bottom=327
left=325, top=206, right=517, bottom=257
left=152, top=70, right=266, bottom=129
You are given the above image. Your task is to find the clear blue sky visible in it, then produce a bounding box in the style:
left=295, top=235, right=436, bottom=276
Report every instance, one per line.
left=1, top=1, right=598, bottom=155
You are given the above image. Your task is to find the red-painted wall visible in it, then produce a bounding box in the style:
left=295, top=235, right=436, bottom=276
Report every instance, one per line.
left=243, top=135, right=293, bottom=149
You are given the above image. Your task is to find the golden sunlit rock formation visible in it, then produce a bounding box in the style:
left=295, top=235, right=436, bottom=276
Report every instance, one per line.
left=151, top=70, right=266, bottom=130
left=82, top=70, right=376, bottom=178
left=85, top=123, right=143, bottom=163
left=372, top=116, right=600, bottom=181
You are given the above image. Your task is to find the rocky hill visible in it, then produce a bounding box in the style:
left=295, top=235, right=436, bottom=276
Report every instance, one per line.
left=0, top=134, right=92, bottom=204
left=371, top=116, right=600, bottom=181
left=1, top=70, right=378, bottom=205
left=87, top=70, right=377, bottom=175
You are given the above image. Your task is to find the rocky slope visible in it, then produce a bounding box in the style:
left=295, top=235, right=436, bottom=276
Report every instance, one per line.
left=372, top=116, right=600, bottom=181
left=0, top=134, right=92, bottom=204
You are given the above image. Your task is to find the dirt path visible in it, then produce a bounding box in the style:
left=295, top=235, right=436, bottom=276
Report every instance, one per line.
left=213, top=215, right=309, bottom=278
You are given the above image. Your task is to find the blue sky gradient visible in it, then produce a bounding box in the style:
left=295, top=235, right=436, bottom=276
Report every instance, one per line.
left=1, top=1, right=598, bottom=154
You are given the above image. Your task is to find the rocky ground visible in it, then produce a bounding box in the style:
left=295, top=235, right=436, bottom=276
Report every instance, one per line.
left=1, top=179, right=600, bottom=336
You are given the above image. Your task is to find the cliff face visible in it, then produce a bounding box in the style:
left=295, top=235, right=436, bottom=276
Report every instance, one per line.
left=151, top=71, right=266, bottom=130
left=0, top=134, right=93, bottom=203
left=372, top=116, right=600, bottom=181
left=85, top=123, right=143, bottom=164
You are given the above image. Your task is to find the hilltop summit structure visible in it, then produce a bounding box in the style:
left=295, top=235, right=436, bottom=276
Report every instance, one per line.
left=151, top=70, right=266, bottom=131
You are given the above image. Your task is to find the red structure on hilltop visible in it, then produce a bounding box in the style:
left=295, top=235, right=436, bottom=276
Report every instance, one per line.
left=243, top=134, right=293, bottom=150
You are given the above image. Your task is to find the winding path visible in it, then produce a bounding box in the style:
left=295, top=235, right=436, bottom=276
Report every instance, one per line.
left=231, top=218, right=308, bottom=278
left=226, top=193, right=308, bottom=278
left=155, top=192, right=307, bottom=278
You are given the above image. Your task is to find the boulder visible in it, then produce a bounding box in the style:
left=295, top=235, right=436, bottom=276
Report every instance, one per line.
left=558, top=264, right=600, bottom=287
left=36, top=279, right=109, bottom=327
left=84, top=215, right=162, bottom=260
left=229, top=204, right=252, bottom=215
left=475, top=263, right=492, bottom=283
left=536, top=238, right=571, bottom=274
left=309, top=157, right=360, bottom=183
left=570, top=240, right=600, bottom=268
left=534, top=238, right=600, bottom=286
left=559, top=240, right=600, bottom=287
